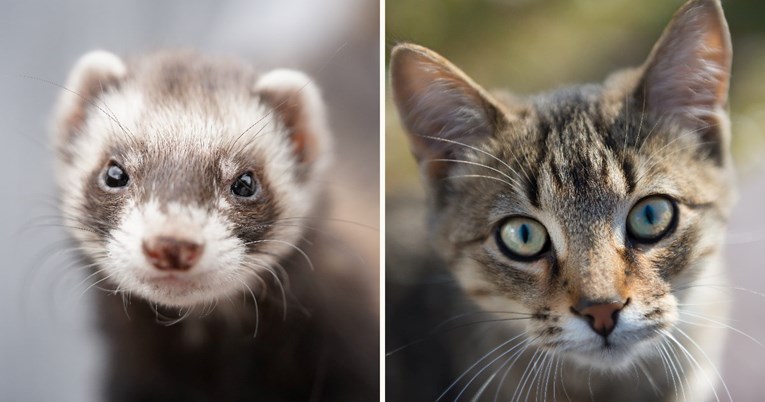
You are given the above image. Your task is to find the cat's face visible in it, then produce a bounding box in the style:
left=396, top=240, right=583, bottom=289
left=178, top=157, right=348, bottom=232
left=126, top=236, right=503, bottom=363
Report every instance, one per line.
left=391, top=0, right=734, bottom=371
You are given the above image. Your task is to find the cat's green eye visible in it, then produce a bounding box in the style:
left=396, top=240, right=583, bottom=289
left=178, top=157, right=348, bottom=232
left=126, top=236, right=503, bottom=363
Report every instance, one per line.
left=497, top=217, right=549, bottom=260
left=627, top=196, right=676, bottom=243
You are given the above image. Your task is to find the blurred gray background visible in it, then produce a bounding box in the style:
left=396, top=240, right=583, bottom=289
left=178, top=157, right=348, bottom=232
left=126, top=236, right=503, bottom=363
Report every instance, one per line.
left=0, top=1, right=379, bottom=401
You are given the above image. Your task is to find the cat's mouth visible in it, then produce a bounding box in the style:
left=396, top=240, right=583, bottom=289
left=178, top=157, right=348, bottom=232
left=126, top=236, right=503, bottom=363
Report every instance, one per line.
left=560, top=326, right=662, bottom=370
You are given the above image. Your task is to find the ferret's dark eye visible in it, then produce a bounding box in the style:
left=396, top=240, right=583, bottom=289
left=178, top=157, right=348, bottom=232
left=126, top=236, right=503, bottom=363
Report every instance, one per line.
left=104, top=163, right=129, bottom=188
left=231, top=172, right=258, bottom=198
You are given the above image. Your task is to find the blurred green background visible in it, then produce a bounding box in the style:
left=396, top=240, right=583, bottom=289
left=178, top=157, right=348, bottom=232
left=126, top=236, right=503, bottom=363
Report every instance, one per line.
left=386, top=0, right=765, bottom=193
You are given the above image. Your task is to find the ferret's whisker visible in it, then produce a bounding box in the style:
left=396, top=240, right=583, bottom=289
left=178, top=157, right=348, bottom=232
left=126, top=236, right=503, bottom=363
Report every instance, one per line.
left=244, top=238, right=315, bottom=272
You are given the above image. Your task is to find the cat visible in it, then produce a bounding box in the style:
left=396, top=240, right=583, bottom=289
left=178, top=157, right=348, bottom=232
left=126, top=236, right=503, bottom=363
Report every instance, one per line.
left=388, top=0, right=736, bottom=400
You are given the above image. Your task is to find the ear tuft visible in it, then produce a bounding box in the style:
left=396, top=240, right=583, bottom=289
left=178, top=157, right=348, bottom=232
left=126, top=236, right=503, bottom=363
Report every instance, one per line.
left=254, top=69, right=330, bottom=166
left=55, top=50, right=126, bottom=147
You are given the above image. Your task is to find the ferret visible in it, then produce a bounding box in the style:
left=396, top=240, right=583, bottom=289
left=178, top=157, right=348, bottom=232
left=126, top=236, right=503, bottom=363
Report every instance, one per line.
left=52, top=50, right=378, bottom=401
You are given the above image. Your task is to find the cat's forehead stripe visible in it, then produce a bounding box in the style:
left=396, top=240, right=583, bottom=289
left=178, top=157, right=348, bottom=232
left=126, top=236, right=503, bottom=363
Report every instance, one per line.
left=534, top=105, right=626, bottom=201
left=619, top=156, right=637, bottom=194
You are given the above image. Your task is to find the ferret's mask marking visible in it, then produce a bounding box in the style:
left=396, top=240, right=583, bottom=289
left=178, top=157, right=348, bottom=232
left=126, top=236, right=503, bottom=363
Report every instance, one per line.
left=54, top=51, right=331, bottom=308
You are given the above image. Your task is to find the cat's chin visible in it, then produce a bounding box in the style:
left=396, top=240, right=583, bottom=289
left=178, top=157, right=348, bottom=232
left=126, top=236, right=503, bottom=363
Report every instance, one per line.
left=563, top=337, right=657, bottom=372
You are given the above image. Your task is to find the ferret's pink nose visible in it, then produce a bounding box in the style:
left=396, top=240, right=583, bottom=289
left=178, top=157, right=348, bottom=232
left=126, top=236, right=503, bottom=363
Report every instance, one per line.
left=142, top=237, right=204, bottom=271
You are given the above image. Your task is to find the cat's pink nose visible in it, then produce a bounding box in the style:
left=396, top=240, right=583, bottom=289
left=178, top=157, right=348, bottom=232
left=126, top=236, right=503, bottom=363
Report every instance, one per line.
left=571, top=298, right=629, bottom=337
left=142, top=237, right=204, bottom=271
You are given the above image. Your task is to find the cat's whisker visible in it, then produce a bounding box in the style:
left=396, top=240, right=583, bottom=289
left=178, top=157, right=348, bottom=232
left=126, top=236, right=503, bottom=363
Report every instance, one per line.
left=412, top=134, right=531, bottom=186
left=470, top=370, right=498, bottom=402
left=665, top=336, right=692, bottom=402
left=553, top=354, right=571, bottom=402
left=635, top=115, right=665, bottom=157
left=675, top=327, right=734, bottom=402
left=442, top=174, right=517, bottom=189
left=659, top=329, right=725, bottom=402
left=521, top=349, right=546, bottom=402
left=636, top=358, right=662, bottom=396
left=622, top=93, right=631, bottom=165
left=424, top=158, right=524, bottom=189
left=675, top=283, right=765, bottom=298
left=521, top=354, right=540, bottom=402
left=626, top=361, right=639, bottom=391
left=635, top=122, right=714, bottom=174
left=629, top=88, right=648, bottom=153
left=640, top=139, right=720, bottom=182
left=541, top=350, right=555, bottom=402
left=510, top=347, right=542, bottom=402
left=678, top=311, right=763, bottom=347
left=528, top=351, right=546, bottom=402
left=436, top=331, right=530, bottom=401
left=471, top=345, right=528, bottom=402
left=505, top=348, right=535, bottom=402
left=532, top=351, right=553, bottom=402
left=665, top=341, right=689, bottom=402
left=656, top=342, right=680, bottom=400
left=653, top=344, right=673, bottom=395
left=387, top=314, right=533, bottom=357
left=635, top=119, right=716, bottom=173
left=636, top=137, right=718, bottom=183
left=676, top=301, right=732, bottom=307
left=492, top=338, right=534, bottom=402
left=551, top=354, right=561, bottom=402
left=516, top=145, right=536, bottom=194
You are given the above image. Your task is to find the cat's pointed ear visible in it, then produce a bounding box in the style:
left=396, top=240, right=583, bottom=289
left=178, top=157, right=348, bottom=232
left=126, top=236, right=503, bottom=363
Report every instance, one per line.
left=254, top=69, right=330, bottom=167
left=55, top=50, right=126, bottom=146
left=390, top=43, right=504, bottom=180
left=637, top=0, right=731, bottom=159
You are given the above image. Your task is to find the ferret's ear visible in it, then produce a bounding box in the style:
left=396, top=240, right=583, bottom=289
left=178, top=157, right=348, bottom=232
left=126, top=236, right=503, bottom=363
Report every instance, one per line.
left=55, top=51, right=126, bottom=145
left=254, top=70, right=330, bottom=165
left=636, top=0, right=731, bottom=163
left=390, top=43, right=504, bottom=182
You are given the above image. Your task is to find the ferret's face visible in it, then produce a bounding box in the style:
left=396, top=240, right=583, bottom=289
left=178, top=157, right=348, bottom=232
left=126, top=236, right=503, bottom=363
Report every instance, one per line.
left=54, top=51, right=330, bottom=307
